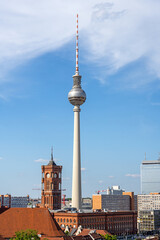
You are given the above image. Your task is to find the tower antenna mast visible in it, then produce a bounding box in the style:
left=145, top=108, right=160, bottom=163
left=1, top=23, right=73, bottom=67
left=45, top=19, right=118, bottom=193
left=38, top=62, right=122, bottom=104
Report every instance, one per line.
left=76, top=14, right=79, bottom=75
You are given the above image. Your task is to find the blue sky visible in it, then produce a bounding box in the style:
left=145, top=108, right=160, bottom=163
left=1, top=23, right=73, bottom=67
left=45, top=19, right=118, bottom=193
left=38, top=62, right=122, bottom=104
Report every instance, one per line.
left=0, top=0, right=160, bottom=198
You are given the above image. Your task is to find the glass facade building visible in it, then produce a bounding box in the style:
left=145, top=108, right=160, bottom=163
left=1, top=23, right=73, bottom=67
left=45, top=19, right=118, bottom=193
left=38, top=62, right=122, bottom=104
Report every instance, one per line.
left=141, top=160, right=160, bottom=194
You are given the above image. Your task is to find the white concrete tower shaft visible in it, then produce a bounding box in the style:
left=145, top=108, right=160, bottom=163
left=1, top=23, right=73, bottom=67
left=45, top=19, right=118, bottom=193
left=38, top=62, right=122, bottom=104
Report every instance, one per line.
left=72, top=105, right=81, bottom=209
left=68, top=14, right=86, bottom=210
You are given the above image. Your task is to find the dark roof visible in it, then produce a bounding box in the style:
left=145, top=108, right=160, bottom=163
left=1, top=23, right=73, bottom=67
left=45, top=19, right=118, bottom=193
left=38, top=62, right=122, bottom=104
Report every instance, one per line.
left=0, top=236, right=5, bottom=240
left=0, top=207, right=9, bottom=214
left=89, top=233, right=104, bottom=239
left=48, top=159, right=57, bottom=166
left=0, top=208, right=64, bottom=239
left=70, top=228, right=77, bottom=236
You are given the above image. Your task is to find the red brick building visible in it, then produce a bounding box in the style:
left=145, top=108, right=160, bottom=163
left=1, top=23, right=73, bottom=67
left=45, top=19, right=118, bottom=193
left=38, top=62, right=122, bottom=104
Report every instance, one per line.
left=53, top=211, right=137, bottom=236
left=41, top=149, right=62, bottom=210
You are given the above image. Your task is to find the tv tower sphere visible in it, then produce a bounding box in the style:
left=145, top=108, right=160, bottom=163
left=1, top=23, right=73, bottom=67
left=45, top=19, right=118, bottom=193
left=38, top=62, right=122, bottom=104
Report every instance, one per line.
left=68, top=14, right=86, bottom=210
left=68, top=75, right=86, bottom=106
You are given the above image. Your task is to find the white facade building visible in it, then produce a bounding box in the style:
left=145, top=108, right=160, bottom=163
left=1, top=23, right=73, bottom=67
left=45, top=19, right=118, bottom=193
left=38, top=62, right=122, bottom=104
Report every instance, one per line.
left=138, top=194, right=160, bottom=211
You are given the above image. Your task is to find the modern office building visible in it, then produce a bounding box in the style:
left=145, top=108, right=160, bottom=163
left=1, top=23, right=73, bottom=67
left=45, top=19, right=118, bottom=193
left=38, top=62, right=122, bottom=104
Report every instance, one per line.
left=141, top=159, right=160, bottom=194
left=93, top=191, right=136, bottom=211
left=93, top=194, right=130, bottom=211
left=106, top=186, right=124, bottom=195
left=11, top=196, right=29, bottom=208
left=41, top=148, right=62, bottom=210
left=138, top=210, right=160, bottom=233
left=137, top=193, right=160, bottom=233
left=0, top=194, right=29, bottom=208
left=138, top=193, right=160, bottom=211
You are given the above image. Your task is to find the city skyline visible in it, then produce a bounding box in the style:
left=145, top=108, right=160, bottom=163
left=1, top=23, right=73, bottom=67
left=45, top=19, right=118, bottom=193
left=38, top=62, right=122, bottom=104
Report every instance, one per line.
left=0, top=0, right=160, bottom=198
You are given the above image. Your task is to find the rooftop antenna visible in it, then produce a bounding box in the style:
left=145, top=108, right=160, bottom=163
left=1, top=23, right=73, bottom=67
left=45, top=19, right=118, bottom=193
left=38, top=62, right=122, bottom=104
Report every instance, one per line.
left=75, top=14, right=79, bottom=75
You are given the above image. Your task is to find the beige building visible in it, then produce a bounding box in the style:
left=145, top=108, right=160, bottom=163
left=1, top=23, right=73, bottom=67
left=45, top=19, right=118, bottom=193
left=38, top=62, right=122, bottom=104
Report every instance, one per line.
left=138, top=193, right=160, bottom=211
left=137, top=193, right=160, bottom=233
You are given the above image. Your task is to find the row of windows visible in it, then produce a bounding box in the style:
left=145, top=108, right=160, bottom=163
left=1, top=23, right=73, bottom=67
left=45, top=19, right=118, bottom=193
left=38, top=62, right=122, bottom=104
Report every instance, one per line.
left=108, top=222, right=133, bottom=229
left=42, top=182, right=61, bottom=191
left=108, top=217, right=133, bottom=222
left=79, top=218, right=104, bottom=224
left=56, top=217, right=134, bottom=225
left=60, top=223, right=105, bottom=230
left=42, top=172, right=61, bottom=179
left=56, top=218, right=76, bottom=223
left=44, top=196, right=59, bottom=204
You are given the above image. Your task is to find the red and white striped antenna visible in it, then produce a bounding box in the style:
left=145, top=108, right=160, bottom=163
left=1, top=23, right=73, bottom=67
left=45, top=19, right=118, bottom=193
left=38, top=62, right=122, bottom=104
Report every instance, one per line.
left=75, top=14, right=79, bottom=75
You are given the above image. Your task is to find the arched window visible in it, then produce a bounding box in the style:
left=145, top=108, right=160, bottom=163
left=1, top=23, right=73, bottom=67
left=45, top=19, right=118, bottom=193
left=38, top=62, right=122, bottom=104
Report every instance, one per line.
left=46, top=173, right=50, bottom=178
left=46, top=181, right=50, bottom=190
left=54, top=173, right=57, bottom=178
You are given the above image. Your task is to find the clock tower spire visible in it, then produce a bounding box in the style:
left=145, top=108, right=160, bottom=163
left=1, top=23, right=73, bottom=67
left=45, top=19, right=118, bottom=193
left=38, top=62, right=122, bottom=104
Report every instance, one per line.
left=41, top=150, right=62, bottom=210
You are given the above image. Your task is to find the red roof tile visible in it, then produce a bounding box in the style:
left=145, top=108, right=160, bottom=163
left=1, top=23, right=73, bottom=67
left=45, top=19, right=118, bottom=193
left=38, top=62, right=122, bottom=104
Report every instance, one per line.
left=0, top=208, right=64, bottom=239
left=77, top=229, right=111, bottom=237
left=96, top=230, right=112, bottom=236
left=77, top=229, right=91, bottom=236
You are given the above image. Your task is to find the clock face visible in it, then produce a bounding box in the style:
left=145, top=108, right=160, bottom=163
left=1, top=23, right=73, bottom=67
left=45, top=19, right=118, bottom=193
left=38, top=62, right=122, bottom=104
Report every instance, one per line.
left=54, top=173, right=57, bottom=178
left=46, top=173, right=50, bottom=178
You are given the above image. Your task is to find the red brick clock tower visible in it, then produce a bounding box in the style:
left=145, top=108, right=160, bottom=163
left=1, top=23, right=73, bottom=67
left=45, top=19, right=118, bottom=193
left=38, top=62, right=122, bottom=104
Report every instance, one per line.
left=41, top=148, right=62, bottom=210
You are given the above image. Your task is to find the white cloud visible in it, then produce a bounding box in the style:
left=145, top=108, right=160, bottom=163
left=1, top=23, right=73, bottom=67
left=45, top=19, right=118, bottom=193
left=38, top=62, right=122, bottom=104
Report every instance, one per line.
left=81, top=167, right=86, bottom=171
left=151, top=102, right=160, bottom=106
left=54, top=158, right=60, bottom=163
left=34, top=157, right=59, bottom=163
left=98, top=180, right=103, bottom=184
left=0, top=0, right=95, bottom=80
left=34, top=158, right=48, bottom=163
left=0, top=0, right=160, bottom=89
left=108, top=175, right=114, bottom=178
left=125, top=173, right=140, bottom=178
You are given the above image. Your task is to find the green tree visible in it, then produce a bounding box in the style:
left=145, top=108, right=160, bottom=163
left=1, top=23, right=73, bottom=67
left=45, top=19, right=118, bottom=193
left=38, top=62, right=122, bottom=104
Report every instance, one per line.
left=10, top=229, right=40, bottom=240
left=101, top=234, right=117, bottom=240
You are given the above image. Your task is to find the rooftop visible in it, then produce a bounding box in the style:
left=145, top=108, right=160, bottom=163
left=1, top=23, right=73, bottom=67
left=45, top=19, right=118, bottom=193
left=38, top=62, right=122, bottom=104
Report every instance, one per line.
left=0, top=208, right=64, bottom=239
left=142, top=160, right=160, bottom=165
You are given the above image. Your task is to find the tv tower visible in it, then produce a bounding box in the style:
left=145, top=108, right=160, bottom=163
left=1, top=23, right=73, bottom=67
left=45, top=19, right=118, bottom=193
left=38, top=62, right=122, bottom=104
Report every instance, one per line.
left=68, top=14, right=86, bottom=210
